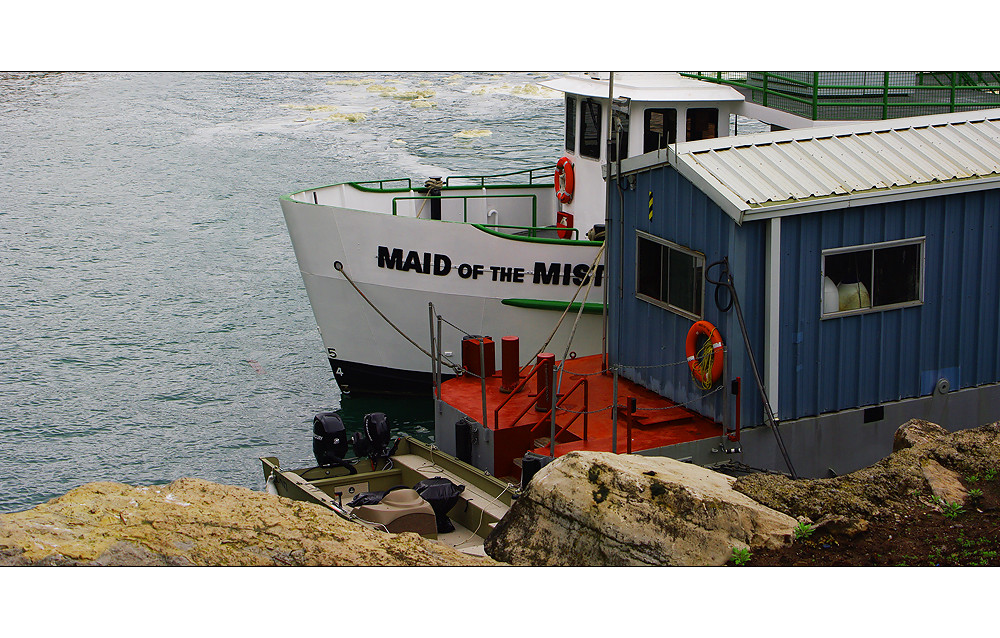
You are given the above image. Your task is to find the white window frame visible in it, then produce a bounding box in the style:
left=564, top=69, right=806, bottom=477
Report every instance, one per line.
left=821, top=237, right=926, bottom=319
left=635, top=230, right=705, bottom=321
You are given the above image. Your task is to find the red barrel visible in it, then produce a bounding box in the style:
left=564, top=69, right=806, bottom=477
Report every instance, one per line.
left=499, top=336, right=520, bottom=394
left=461, top=336, right=495, bottom=378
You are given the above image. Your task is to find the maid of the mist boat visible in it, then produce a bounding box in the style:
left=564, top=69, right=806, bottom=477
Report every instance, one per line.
left=279, top=73, right=750, bottom=394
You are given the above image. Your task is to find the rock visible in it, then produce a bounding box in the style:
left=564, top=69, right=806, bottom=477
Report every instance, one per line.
left=484, top=451, right=797, bottom=566
left=893, top=419, right=949, bottom=451
left=921, top=458, right=967, bottom=505
left=812, top=514, right=869, bottom=539
left=0, top=478, right=497, bottom=566
left=736, top=421, right=1000, bottom=524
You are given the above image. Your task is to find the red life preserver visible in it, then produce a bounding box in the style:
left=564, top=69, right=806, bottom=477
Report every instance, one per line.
left=554, top=157, right=575, bottom=203
left=685, top=320, right=724, bottom=386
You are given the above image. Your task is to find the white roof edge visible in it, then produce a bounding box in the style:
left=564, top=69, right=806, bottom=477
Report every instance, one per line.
left=738, top=175, right=1000, bottom=221
left=538, top=73, right=745, bottom=103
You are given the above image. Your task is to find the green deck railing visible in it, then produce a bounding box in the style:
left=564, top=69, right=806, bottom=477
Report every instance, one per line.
left=683, top=71, right=1000, bottom=121
left=391, top=193, right=538, bottom=229
left=350, top=177, right=413, bottom=191
left=445, top=165, right=556, bottom=187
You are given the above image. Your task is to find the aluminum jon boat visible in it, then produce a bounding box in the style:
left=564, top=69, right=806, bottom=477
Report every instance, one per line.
left=261, top=413, right=514, bottom=556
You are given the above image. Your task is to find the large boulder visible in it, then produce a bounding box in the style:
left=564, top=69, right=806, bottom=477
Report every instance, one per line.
left=0, top=478, right=497, bottom=566
left=484, top=451, right=797, bottom=566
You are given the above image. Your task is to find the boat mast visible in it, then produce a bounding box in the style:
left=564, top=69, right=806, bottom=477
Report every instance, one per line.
left=602, top=72, right=614, bottom=373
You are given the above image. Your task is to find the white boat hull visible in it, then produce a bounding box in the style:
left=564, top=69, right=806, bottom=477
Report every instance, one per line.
left=281, top=196, right=605, bottom=394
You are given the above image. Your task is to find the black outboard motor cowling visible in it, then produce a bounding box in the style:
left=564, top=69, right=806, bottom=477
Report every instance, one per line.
left=313, top=412, right=355, bottom=473
left=352, top=412, right=395, bottom=467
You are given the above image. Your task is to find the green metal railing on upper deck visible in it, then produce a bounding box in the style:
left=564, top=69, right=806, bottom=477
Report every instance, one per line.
left=444, top=165, right=556, bottom=187
left=348, top=165, right=555, bottom=193
left=347, top=166, right=592, bottom=241
left=350, top=177, right=414, bottom=191
left=683, top=71, right=1000, bottom=121
left=391, top=193, right=539, bottom=228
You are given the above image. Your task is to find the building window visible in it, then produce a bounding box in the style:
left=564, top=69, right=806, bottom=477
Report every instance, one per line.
left=580, top=99, right=602, bottom=159
left=644, top=108, right=676, bottom=152
left=822, top=238, right=924, bottom=317
left=636, top=232, right=704, bottom=319
left=686, top=107, right=719, bottom=141
left=565, top=95, right=576, bottom=153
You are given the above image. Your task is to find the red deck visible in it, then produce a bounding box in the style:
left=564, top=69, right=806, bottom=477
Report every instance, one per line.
left=440, top=353, right=723, bottom=480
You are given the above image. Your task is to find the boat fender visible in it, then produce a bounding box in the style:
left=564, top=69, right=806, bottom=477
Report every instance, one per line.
left=685, top=320, right=724, bottom=386
left=554, top=156, right=575, bottom=203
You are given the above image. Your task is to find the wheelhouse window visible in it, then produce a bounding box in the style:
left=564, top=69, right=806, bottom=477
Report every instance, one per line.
left=822, top=238, right=924, bottom=317
left=565, top=95, right=576, bottom=153
left=644, top=108, right=677, bottom=152
left=636, top=232, right=704, bottom=319
left=580, top=98, right=602, bottom=159
left=686, top=107, right=719, bottom=141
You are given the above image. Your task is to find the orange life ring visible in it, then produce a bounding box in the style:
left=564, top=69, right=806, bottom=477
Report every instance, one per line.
left=554, top=157, right=575, bottom=203
left=685, top=320, right=724, bottom=386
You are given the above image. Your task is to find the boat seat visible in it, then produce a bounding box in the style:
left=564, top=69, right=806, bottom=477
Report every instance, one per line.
left=352, top=488, right=437, bottom=537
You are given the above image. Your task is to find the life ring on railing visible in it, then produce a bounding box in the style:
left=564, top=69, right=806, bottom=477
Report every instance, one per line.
left=685, top=320, right=724, bottom=387
left=554, top=157, right=575, bottom=204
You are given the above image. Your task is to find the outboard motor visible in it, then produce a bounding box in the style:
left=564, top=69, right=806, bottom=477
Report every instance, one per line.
left=313, top=412, right=356, bottom=474
left=351, top=412, right=398, bottom=468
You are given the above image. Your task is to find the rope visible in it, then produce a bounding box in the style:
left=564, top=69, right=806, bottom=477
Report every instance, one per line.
left=334, top=261, right=462, bottom=374
left=519, top=242, right=607, bottom=374
left=694, top=336, right=716, bottom=391
left=415, top=178, right=445, bottom=219
left=556, top=243, right=606, bottom=400
left=450, top=482, right=515, bottom=547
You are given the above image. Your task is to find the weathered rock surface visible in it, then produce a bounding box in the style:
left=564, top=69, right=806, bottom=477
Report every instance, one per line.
left=734, top=419, right=1000, bottom=526
left=0, top=478, right=497, bottom=566
left=484, top=451, right=798, bottom=566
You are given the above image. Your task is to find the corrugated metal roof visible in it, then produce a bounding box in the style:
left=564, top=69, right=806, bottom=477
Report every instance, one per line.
left=667, top=109, right=1000, bottom=222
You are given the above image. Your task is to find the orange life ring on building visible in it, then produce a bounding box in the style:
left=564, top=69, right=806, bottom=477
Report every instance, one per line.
left=554, top=156, right=575, bottom=203
left=685, top=320, right=724, bottom=387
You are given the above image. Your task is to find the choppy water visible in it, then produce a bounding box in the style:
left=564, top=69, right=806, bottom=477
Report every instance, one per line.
left=1, top=71, right=565, bottom=512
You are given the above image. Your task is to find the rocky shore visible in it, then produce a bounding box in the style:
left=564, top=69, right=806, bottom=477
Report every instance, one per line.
left=0, top=477, right=494, bottom=566
left=4, top=419, right=997, bottom=567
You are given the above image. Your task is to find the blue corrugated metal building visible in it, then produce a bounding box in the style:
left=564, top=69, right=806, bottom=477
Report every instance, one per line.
left=608, top=109, right=1000, bottom=476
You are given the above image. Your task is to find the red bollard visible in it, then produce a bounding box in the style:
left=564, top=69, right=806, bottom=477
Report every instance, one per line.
left=499, top=336, right=520, bottom=394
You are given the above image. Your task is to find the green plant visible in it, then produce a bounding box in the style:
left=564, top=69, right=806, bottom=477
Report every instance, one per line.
left=730, top=547, right=752, bottom=566
left=984, top=469, right=997, bottom=482
left=941, top=501, right=964, bottom=519
left=967, top=474, right=980, bottom=483
left=969, top=488, right=983, bottom=500
left=794, top=521, right=815, bottom=541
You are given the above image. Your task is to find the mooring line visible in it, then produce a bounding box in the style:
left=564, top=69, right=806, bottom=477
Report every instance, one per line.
left=333, top=261, right=462, bottom=374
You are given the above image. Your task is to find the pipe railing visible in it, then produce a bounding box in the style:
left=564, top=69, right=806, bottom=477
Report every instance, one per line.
left=445, top=165, right=556, bottom=187
left=493, top=361, right=546, bottom=430
left=391, top=193, right=538, bottom=229
left=529, top=376, right=589, bottom=444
